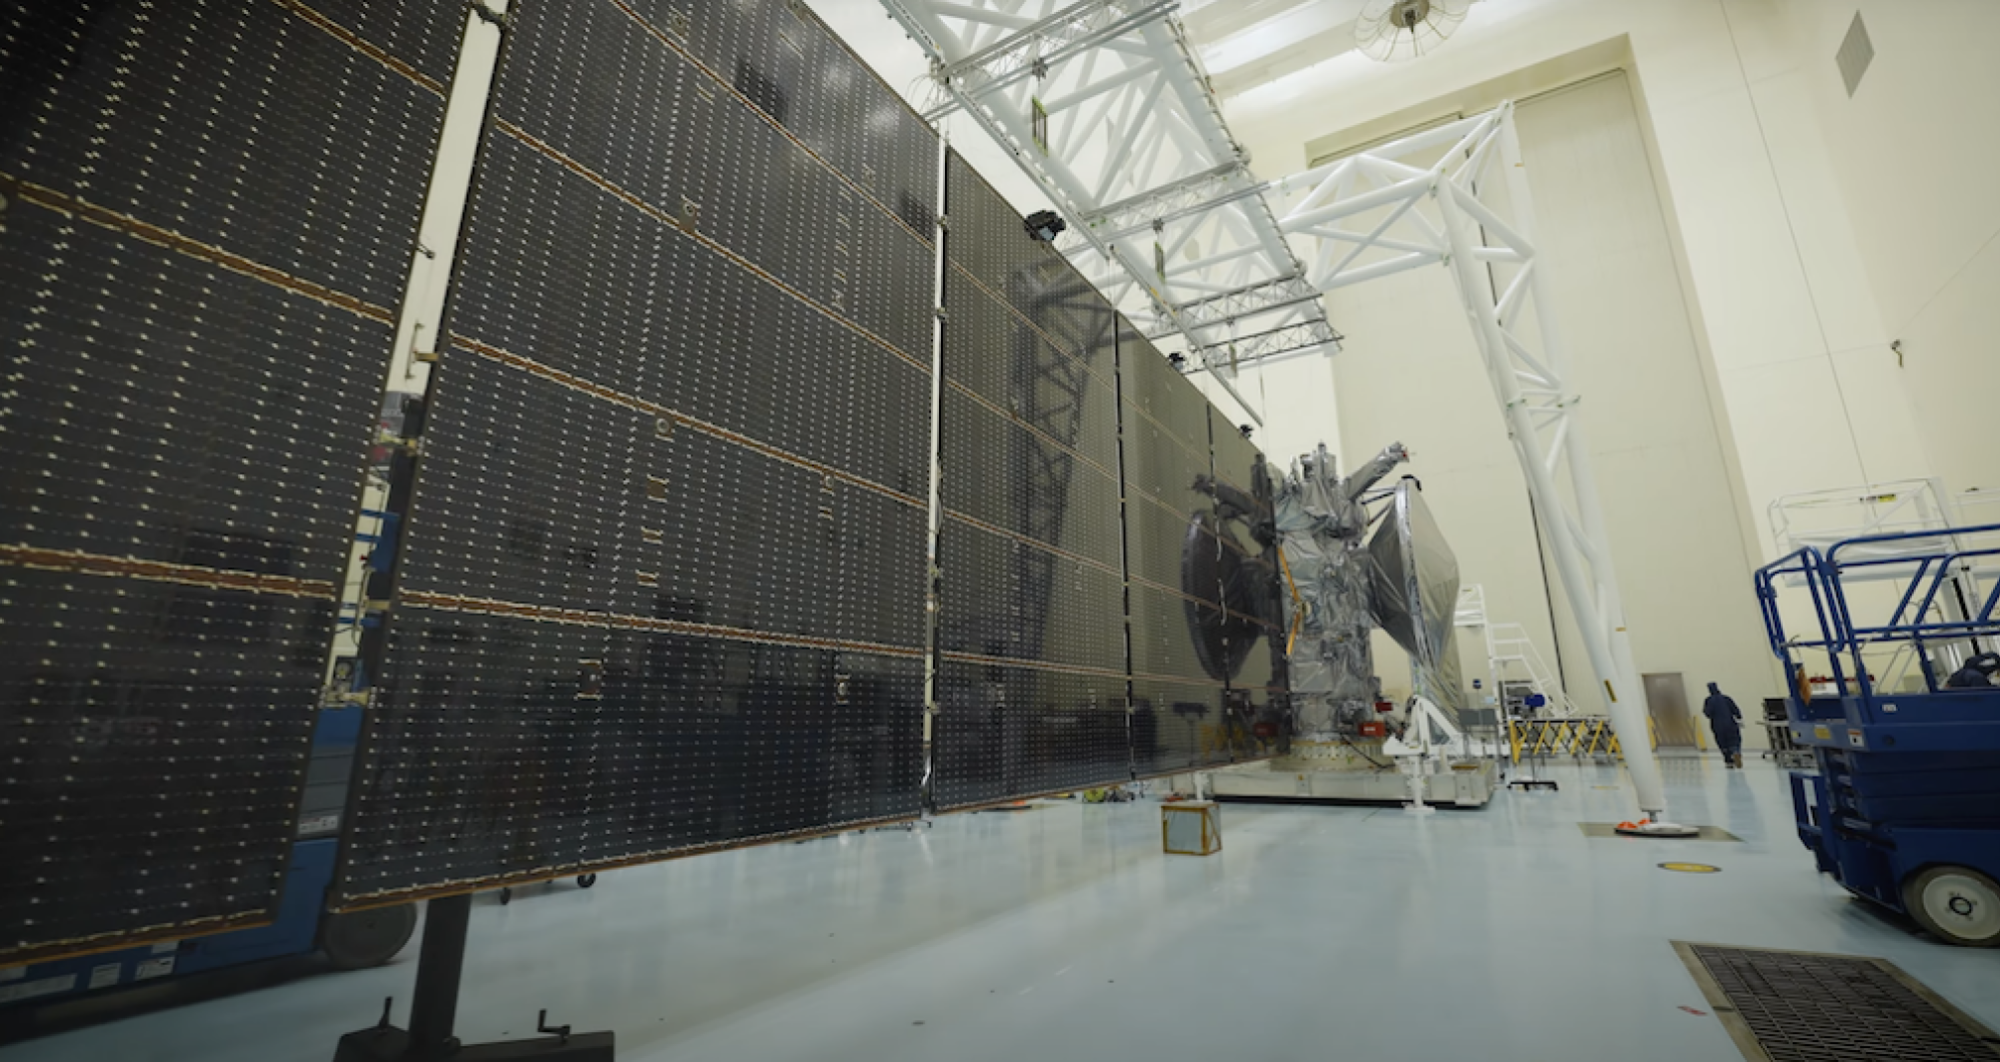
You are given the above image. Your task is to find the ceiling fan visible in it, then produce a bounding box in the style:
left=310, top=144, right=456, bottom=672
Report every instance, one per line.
left=1355, top=0, right=1472, bottom=62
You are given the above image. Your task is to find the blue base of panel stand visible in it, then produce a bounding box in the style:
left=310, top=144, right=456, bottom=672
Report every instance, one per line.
left=332, top=895, right=613, bottom=1061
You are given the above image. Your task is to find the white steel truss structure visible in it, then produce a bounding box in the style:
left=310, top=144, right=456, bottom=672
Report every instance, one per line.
left=873, top=1, right=1672, bottom=816
left=1264, top=103, right=1669, bottom=815
left=880, top=0, right=1343, bottom=422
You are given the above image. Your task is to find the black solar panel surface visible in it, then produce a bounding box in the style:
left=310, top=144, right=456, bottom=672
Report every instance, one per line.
left=0, top=0, right=448, bottom=961
left=334, top=0, right=936, bottom=903
left=931, top=152, right=1131, bottom=808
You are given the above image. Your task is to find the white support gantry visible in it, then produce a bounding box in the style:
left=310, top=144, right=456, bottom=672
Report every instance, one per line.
left=1265, top=102, right=1669, bottom=816
left=879, top=0, right=1344, bottom=421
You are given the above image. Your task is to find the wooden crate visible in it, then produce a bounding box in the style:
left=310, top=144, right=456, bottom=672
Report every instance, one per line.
left=1162, top=801, right=1222, bottom=856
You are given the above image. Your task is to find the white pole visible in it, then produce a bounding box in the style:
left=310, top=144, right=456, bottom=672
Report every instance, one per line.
left=1431, top=114, right=1668, bottom=818
left=1492, top=110, right=1665, bottom=816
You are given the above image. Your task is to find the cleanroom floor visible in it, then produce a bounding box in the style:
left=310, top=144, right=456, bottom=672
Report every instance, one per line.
left=7, top=755, right=1997, bottom=1061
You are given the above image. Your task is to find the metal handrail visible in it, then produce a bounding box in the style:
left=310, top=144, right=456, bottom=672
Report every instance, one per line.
left=1755, top=522, right=2000, bottom=698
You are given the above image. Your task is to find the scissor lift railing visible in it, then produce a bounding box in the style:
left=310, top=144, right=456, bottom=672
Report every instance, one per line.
left=1756, top=523, right=2000, bottom=708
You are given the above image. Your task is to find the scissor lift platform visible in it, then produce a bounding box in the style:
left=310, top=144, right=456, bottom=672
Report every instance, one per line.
left=1757, top=523, right=2000, bottom=946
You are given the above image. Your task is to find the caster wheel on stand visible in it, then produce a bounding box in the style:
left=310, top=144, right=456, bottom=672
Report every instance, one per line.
left=576, top=873, right=597, bottom=889
left=498, top=886, right=512, bottom=906
left=320, top=904, right=418, bottom=970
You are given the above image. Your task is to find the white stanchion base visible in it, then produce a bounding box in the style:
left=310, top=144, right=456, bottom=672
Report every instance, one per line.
left=1615, top=820, right=1700, bottom=838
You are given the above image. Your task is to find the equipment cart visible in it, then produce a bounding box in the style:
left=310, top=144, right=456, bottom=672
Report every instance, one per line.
left=1754, top=522, right=2000, bottom=946
left=1758, top=698, right=1814, bottom=769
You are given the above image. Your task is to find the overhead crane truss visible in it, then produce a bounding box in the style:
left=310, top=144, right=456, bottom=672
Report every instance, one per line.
left=879, top=0, right=1671, bottom=816
left=881, top=0, right=1343, bottom=423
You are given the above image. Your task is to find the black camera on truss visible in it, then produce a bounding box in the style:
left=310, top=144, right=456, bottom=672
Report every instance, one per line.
left=1024, top=209, right=1066, bottom=242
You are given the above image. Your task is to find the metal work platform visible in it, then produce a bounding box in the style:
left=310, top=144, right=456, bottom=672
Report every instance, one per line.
left=1755, top=522, right=2000, bottom=946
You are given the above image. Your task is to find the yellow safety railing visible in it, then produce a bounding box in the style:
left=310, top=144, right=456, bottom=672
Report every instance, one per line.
left=1507, top=717, right=1660, bottom=763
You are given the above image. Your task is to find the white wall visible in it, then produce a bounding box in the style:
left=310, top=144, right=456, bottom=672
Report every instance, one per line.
left=1773, top=0, right=2000, bottom=502
left=1517, top=74, right=1777, bottom=736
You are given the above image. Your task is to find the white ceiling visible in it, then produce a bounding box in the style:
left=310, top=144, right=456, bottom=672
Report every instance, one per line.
left=1181, top=0, right=1377, bottom=98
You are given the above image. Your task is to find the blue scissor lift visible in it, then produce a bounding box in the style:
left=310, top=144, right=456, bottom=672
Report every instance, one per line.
left=1755, top=522, right=2000, bottom=946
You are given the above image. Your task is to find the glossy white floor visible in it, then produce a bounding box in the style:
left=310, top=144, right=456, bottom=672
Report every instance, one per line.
left=9, top=756, right=1999, bottom=1062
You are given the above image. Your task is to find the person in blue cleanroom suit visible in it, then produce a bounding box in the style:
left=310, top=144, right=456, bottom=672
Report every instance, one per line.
left=1702, top=682, right=1743, bottom=768
left=1945, top=653, right=2000, bottom=690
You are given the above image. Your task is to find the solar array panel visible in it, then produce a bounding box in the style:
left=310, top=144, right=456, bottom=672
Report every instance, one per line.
left=1116, top=321, right=1241, bottom=775
left=931, top=153, right=1127, bottom=808
left=1209, top=407, right=1288, bottom=708
left=0, top=0, right=451, bottom=961
left=930, top=155, right=1285, bottom=804
left=4, top=0, right=1293, bottom=935
left=333, top=0, right=937, bottom=905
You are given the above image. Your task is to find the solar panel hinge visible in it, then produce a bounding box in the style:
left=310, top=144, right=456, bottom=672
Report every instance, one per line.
left=375, top=430, right=420, bottom=456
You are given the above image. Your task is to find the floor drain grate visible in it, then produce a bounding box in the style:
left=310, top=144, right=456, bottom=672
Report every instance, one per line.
left=1675, top=943, right=2000, bottom=1061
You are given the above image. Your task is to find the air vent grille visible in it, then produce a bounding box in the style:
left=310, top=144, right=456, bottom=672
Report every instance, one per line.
left=1675, top=943, right=2000, bottom=1061
left=1837, top=12, right=1874, bottom=97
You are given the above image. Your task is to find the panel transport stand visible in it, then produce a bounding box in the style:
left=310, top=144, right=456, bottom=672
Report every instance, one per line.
left=333, top=895, right=612, bottom=1061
